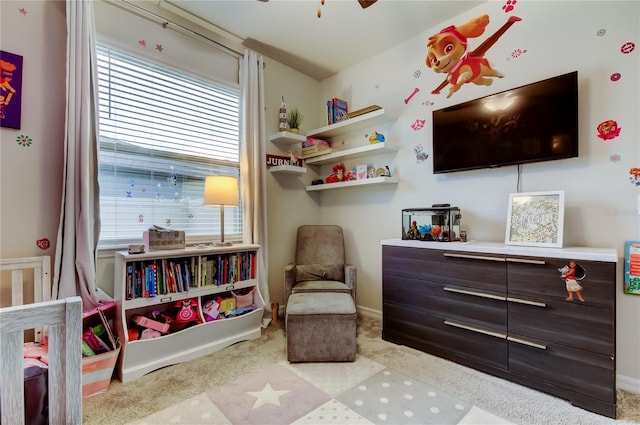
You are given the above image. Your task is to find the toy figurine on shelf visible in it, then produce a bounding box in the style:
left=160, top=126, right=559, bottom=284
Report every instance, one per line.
left=368, top=131, right=385, bottom=144
left=289, top=150, right=301, bottom=167
left=279, top=96, right=287, bottom=132
left=326, top=162, right=346, bottom=183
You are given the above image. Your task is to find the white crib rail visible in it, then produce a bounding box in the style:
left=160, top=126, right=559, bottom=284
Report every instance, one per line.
left=0, top=296, right=82, bottom=425
left=0, top=256, right=52, bottom=342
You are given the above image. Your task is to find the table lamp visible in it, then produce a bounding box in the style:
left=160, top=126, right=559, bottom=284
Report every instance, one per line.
left=203, top=175, right=238, bottom=246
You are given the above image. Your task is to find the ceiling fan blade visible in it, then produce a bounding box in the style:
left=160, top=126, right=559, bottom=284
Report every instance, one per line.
left=357, top=0, right=377, bottom=8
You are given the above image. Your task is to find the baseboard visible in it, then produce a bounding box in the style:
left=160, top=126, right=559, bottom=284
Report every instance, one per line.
left=618, top=374, right=640, bottom=394
left=356, top=305, right=382, bottom=321
left=356, top=306, right=640, bottom=396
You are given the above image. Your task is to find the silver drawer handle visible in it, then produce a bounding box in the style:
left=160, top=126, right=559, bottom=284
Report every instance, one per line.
left=506, top=258, right=546, bottom=265
left=443, top=253, right=505, bottom=262
left=506, top=297, right=547, bottom=307
left=444, top=287, right=506, bottom=301
left=507, top=336, right=547, bottom=350
left=444, top=320, right=507, bottom=339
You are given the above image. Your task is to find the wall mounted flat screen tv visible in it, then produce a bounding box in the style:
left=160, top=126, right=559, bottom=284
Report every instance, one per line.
left=432, top=71, right=578, bottom=174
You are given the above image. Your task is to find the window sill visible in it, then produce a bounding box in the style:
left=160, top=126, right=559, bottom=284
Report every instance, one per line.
left=98, top=237, right=244, bottom=259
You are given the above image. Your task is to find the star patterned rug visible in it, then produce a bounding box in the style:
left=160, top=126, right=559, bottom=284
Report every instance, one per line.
left=127, top=356, right=515, bottom=425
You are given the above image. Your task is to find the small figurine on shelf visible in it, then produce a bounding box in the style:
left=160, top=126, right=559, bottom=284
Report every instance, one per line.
left=326, top=162, right=346, bottom=183
left=279, top=96, right=287, bottom=132
left=384, top=166, right=391, bottom=177
left=289, top=150, right=301, bottom=167
left=368, top=131, right=385, bottom=144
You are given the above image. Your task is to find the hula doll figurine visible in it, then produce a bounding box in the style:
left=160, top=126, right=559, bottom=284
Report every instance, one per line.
left=406, top=220, right=421, bottom=240
left=559, top=261, right=585, bottom=302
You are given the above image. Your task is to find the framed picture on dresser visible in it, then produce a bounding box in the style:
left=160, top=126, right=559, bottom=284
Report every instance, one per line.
left=505, top=190, right=565, bottom=248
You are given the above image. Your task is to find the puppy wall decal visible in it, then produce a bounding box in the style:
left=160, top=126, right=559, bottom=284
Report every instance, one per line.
left=426, top=15, right=522, bottom=98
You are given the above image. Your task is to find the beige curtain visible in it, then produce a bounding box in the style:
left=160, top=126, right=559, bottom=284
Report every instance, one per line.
left=239, top=50, right=271, bottom=326
left=52, top=0, right=107, bottom=310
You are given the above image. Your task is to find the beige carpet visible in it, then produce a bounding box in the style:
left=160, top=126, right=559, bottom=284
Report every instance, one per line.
left=124, top=357, right=514, bottom=425
left=83, top=315, right=640, bottom=425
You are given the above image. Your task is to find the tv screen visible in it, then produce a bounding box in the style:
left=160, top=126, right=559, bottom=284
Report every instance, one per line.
left=432, top=71, right=578, bottom=174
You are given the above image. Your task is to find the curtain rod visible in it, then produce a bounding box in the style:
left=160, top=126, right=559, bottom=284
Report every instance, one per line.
left=115, top=0, right=244, bottom=58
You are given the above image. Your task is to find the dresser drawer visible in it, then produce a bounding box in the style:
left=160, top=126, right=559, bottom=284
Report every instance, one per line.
left=383, top=246, right=506, bottom=295
left=384, top=274, right=507, bottom=333
left=508, top=297, right=614, bottom=355
left=509, top=336, right=615, bottom=403
left=507, top=257, right=615, bottom=309
left=383, top=301, right=508, bottom=370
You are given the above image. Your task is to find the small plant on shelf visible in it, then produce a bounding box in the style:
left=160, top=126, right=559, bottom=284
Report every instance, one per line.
left=287, top=108, right=303, bottom=133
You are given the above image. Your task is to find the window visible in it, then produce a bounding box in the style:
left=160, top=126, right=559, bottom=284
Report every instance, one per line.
left=96, top=44, right=241, bottom=248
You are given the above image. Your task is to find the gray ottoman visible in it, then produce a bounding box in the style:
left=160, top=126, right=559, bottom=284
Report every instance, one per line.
left=286, top=292, right=357, bottom=362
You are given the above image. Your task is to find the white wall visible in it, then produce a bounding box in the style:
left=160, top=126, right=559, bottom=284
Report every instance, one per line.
left=0, top=0, right=66, bottom=303
left=263, top=60, right=323, bottom=308
left=315, top=1, right=639, bottom=387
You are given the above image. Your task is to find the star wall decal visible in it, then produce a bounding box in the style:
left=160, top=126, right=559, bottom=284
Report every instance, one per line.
left=246, top=383, right=290, bottom=408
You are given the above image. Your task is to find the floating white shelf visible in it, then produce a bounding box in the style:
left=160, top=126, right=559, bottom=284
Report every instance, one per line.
left=306, top=108, right=392, bottom=139
left=306, top=176, right=398, bottom=192
left=305, top=142, right=398, bottom=165
left=269, top=165, right=307, bottom=174
left=269, top=131, right=306, bottom=146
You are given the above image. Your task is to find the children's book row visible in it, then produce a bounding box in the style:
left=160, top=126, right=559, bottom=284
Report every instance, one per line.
left=125, top=251, right=256, bottom=300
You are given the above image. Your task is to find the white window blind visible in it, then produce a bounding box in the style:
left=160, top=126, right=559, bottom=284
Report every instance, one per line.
left=96, top=44, right=241, bottom=248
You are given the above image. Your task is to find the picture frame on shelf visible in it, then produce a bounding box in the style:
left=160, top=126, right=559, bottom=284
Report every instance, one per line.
left=505, top=190, right=565, bottom=248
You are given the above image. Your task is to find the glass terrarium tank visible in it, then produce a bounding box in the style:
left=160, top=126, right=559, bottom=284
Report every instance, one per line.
left=402, top=206, right=462, bottom=242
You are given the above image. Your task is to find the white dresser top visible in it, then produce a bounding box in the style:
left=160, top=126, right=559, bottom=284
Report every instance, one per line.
left=381, top=239, right=618, bottom=263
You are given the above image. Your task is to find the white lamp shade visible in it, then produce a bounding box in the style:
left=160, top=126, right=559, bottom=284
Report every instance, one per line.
left=203, top=176, right=239, bottom=206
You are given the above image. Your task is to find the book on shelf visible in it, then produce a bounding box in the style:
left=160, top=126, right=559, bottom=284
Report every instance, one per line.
left=347, top=105, right=381, bottom=119
left=327, top=97, right=349, bottom=124
left=176, top=263, right=184, bottom=292
left=333, top=98, right=348, bottom=122
left=137, top=263, right=144, bottom=297
left=126, top=265, right=133, bottom=300
left=124, top=250, right=257, bottom=299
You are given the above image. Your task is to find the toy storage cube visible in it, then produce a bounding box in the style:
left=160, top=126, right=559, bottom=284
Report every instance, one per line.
left=286, top=292, right=357, bottom=362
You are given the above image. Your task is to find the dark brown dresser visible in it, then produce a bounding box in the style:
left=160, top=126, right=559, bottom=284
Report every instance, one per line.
left=381, top=239, right=617, bottom=418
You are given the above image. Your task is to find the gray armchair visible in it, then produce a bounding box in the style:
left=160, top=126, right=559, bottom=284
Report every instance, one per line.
left=284, top=225, right=357, bottom=306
